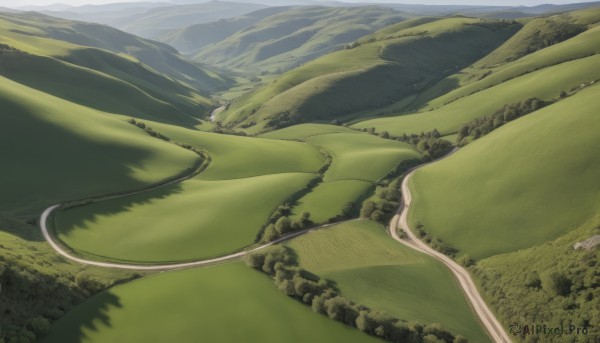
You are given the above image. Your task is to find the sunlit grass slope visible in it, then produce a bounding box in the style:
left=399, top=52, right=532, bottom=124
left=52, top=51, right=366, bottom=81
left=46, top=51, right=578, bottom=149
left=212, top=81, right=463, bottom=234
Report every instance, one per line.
left=192, top=6, right=405, bottom=74
left=408, top=84, right=600, bottom=259
left=290, top=180, right=372, bottom=223
left=353, top=53, right=600, bottom=135
left=42, top=263, right=378, bottom=343
left=54, top=173, right=315, bottom=262
left=0, top=12, right=232, bottom=92
left=220, top=17, right=519, bottom=132
left=305, top=133, right=420, bottom=182
left=286, top=220, right=490, bottom=342
left=0, top=76, right=199, bottom=216
left=149, top=121, right=326, bottom=180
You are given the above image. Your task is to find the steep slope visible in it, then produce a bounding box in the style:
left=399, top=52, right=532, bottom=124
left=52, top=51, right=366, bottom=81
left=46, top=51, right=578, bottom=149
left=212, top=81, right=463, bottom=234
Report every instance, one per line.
left=408, top=84, right=600, bottom=259
left=192, top=6, right=405, bottom=74
left=0, top=12, right=232, bottom=93
left=158, top=6, right=291, bottom=54
left=352, top=8, right=600, bottom=135
left=0, top=12, right=220, bottom=124
left=220, top=17, right=520, bottom=133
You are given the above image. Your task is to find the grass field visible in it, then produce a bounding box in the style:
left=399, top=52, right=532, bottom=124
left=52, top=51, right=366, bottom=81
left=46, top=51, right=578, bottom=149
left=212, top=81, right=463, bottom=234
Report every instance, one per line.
left=306, top=133, right=421, bottom=182
left=53, top=173, right=316, bottom=262
left=290, top=180, right=372, bottom=223
left=408, top=84, right=600, bottom=259
left=149, top=121, right=326, bottom=180
left=260, top=123, right=358, bottom=140
left=286, top=220, right=490, bottom=342
left=0, top=76, right=199, bottom=217
left=42, top=263, right=379, bottom=343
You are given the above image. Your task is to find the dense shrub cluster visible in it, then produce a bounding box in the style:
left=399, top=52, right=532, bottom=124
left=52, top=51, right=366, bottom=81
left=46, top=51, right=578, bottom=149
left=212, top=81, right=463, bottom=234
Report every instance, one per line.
left=473, top=223, right=600, bottom=343
left=246, top=247, right=466, bottom=343
left=360, top=178, right=402, bottom=225
left=456, top=98, right=546, bottom=146
left=0, top=218, right=138, bottom=343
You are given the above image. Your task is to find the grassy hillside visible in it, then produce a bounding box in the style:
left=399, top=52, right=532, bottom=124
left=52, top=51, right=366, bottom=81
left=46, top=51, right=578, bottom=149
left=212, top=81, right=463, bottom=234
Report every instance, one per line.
left=42, top=263, right=378, bottom=343
left=158, top=7, right=292, bottom=54
left=219, top=17, right=519, bottom=133
left=53, top=173, right=316, bottom=262
left=118, top=1, right=267, bottom=38
left=353, top=53, right=600, bottom=136
left=0, top=12, right=232, bottom=93
left=0, top=76, right=199, bottom=217
left=192, top=6, right=405, bottom=74
left=0, top=13, right=222, bottom=124
left=408, top=84, right=600, bottom=259
left=51, top=118, right=327, bottom=262
left=305, top=133, right=420, bottom=182
left=148, top=122, right=326, bottom=179
left=260, top=127, right=421, bottom=223
left=352, top=8, right=600, bottom=133
left=286, top=220, right=490, bottom=342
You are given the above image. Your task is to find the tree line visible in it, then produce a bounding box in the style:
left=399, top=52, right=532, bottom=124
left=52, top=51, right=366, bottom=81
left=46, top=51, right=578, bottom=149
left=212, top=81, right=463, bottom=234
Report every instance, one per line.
left=456, top=98, right=546, bottom=146
left=246, top=246, right=467, bottom=343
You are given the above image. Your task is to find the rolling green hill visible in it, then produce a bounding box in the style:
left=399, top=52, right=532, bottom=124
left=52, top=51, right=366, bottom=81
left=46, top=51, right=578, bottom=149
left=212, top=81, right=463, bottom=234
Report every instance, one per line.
left=0, top=76, right=199, bottom=217
left=53, top=173, right=316, bottom=262
left=352, top=7, right=600, bottom=134
left=407, top=83, right=600, bottom=260
left=42, top=263, right=377, bottom=343
left=50, top=119, right=327, bottom=262
left=0, top=12, right=226, bottom=124
left=261, top=126, right=421, bottom=223
left=0, top=12, right=232, bottom=93
left=158, top=6, right=292, bottom=54
left=218, top=17, right=520, bottom=133
left=118, top=1, right=267, bottom=38
left=190, top=6, right=406, bottom=74
left=286, top=220, right=490, bottom=342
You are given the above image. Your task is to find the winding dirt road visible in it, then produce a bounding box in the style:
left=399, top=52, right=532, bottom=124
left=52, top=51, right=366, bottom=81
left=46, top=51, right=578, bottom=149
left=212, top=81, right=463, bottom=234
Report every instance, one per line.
left=389, top=161, right=512, bottom=343
left=40, top=203, right=335, bottom=271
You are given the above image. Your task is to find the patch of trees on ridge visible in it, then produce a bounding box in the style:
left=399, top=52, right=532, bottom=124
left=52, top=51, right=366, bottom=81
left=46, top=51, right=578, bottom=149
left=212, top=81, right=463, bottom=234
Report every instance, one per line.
left=456, top=97, right=546, bottom=146
left=246, top=246, right=467, bottom=343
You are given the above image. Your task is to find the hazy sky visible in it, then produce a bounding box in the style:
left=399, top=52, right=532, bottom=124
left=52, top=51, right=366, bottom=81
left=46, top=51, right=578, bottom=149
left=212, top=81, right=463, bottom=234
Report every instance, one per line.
left=2, top=0, right=598, bottom=7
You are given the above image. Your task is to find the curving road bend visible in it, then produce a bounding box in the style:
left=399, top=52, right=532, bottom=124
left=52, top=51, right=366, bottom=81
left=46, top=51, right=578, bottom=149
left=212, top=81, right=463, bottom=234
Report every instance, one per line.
left=389, top=158, right=512, bottom=343
left=40, top=204, right=333, bottom=271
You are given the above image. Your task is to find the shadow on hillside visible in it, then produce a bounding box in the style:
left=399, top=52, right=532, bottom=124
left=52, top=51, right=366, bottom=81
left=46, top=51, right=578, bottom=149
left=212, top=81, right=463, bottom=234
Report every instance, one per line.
left=0, top=95, right=199, bottom=219
left=42, top=291, right=124, bottom=343
left=52, top=182, right=187, bottom=237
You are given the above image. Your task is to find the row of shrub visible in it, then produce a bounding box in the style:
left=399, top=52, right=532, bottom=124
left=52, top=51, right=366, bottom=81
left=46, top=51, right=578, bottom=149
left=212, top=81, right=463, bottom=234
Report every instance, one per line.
left=127, top=118, right=170, bottom=141
left=245, top=246, right=467, bottom=343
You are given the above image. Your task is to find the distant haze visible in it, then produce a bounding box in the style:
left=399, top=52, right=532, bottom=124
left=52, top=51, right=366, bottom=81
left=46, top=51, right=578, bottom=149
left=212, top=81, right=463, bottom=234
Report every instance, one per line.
left=2, top=0, right=599, bottom=8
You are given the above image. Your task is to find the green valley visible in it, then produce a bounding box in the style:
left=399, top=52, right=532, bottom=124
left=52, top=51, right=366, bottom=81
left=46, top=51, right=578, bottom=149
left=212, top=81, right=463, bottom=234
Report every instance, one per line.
left=1, top=3, right=599, bottom=343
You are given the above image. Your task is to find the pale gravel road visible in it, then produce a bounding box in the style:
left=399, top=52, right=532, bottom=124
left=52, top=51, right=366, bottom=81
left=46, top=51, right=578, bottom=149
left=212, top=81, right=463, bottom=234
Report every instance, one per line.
left=389, top=154, right=512, bottom=343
